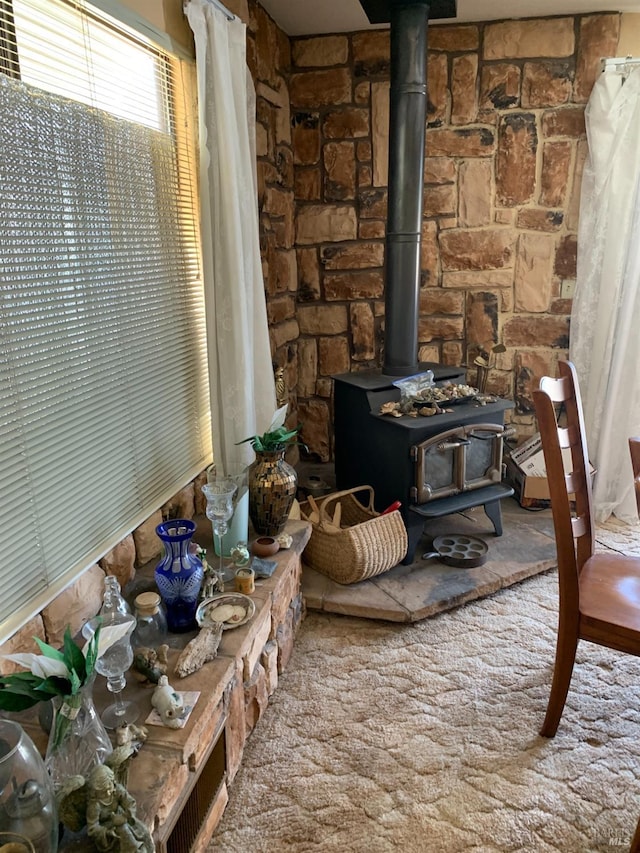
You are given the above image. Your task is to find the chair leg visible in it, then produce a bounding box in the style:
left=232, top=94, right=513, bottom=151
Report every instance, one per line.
left=540, top=624, right=579, bottom=738
left=630, top=815, right=640, bottom=853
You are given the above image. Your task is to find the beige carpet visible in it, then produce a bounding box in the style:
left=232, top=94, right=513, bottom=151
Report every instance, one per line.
left=209, top=519, right=640, bottom=853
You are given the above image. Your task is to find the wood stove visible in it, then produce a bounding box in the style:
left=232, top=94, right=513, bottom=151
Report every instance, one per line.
left=334, top=370, right=514, bottom=563
left=332, top=0, right=515, bottom=563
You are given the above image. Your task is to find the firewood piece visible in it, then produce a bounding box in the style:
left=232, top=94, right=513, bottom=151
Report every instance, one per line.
left=174, top=625, right=223, bottom=678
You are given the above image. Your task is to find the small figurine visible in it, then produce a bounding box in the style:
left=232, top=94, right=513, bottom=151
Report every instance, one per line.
left=151, top=675, right=185, bottom=728
left=132, top=645, right=169, bottom=685
left=230, top=542, right=250, bottom=567
left=108, top=724, right=149, bottom=787
left=199, top=546, right=224, bottom=599
left=274, top=365, right=287, bottom=408
left=86, top=764, right=154, bottom=852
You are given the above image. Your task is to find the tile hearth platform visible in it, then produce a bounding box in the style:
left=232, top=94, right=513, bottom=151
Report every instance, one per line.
left=302, top=499, right=559, bottom=623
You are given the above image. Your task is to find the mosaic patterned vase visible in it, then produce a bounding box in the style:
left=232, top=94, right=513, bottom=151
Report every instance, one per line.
left=248, top=450, right=297, bottom=537
left=154, top=519, right=204, bottom=632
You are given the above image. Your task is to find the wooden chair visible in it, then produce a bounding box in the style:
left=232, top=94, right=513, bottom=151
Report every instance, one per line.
left=533, top=361, right=640, bottom=737
left=630, top=437, right=640, bottom=517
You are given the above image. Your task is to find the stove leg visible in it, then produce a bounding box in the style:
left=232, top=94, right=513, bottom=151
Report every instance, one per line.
left=402, top=517, right=424, bottom=564
left=484, top=500, right=503, bottom=536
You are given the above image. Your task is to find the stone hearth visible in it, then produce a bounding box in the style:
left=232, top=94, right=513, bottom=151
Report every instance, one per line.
left=302, top=498, right=558, bottom=622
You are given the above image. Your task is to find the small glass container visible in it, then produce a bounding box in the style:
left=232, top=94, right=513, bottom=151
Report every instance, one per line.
left=102, top=575, right=131, bottom=615
left=132, top=591, right=168, bottom=649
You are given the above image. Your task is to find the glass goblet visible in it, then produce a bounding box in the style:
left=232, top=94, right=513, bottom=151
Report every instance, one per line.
left=202, top=479, right=237, bottom=585
left=86, top=614, right=139, bottom=730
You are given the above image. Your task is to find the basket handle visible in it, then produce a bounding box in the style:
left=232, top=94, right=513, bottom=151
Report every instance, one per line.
left=317, top=486, right=376, bottom=526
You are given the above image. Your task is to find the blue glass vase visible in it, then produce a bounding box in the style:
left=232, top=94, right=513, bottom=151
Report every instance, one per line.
left=154, top=519, right=204, bottom=632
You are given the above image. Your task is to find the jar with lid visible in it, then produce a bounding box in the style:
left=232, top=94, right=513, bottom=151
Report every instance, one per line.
left=131, top=592, right=168, bottom=649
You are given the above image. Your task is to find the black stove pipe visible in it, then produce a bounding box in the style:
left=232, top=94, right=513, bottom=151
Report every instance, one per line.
left=384, top=2, right=428, bottom=376
left=357, top=0, right=456, bottom=376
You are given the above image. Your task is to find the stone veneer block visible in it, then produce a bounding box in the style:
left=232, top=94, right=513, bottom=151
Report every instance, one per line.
left=270, top=318, right=299, bottom=351
left=297, top=399, right=330, bottom=462
left=319, top=335, right=350, bottom=376
left=371, top=81, right=390, bottom=187
left=297, top=338, right=318, bottom=398
left=419, top=316, right=464, bottom=342
left=503, top=315, right=569, bottom=348
left=459, top=159, right=492, bottom=227
left=0, top=616, right=45, bottom=673
left=262, top=639, right=279, bottom=696
left=439, top=229, right=515, bottom=271
left=574, top=14, right=620, bottom=103
left=133, top=510, right=164, bottom=565
left=350, top=302, right=375, bottom=361
left=430, top=24, right=479, bottom=52
left=297, top=304, right=348, bottom=335
left=442, top=270, right=516, bottom=292
left=542, top=107, right=586, bottom=138
left=293, top=36, right=349, bottom=68
left=555, top=234, right=577, bottom=278
left=99, top=535, right=136, bottom=589
left=516, top=208, right=564, bottom=232
left=324, top=140, right=356, bottom=200
left=295, top=168, right=321, bottom=202
left=426, top=53, right=448, bottom=126
left=466, top=291, right=498, bottom=346
left=352, top=30, right=390, bottom=75
left=540, top=141, right=573, bottom=207
left=496, top=113, right=538, bottom=206
left=321, top=241, right=384, bottom=270
left=480, top=63, right=521, bottom=110
left=127, top=741, right=194, bottom=832
left=424, top=157, right=456, bottom=184
left=244, top=660, right=270, bottom=734
left=324, top=108, right=369, bottom=139
left=420, top=220, right=439, bottom=285
left=296, top=205, right=357, bottom=244
left=521, top=61, right=572, bottom=108
left=451, top=54, right=479, bottom=124
left=42, top=563, right=105, bottom=647
left=419, top=288, right=464, bottom=315
left=427, top=127, right=495, bottom=158
left=289, top=68, right=351, bottom=108
left=484, top=18, right=575, bottom=60
left=324, top=270, right=384, bottom=301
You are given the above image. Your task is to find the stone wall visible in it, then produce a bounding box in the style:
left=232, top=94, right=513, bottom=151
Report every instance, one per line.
left=285, top=14, right=622, bottom=459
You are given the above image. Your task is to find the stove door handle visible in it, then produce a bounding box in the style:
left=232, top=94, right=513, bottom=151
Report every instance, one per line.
left=437, top=438, right=470, bottom=452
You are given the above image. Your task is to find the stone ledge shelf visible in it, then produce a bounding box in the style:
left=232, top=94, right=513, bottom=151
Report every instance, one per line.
left=50, top=517, right=311, bottom=852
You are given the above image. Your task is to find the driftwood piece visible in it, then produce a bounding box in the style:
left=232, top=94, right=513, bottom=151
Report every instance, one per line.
left=174, top=625, right=223, bottom=678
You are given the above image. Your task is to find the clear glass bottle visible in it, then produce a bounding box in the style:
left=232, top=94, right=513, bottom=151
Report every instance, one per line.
left=101, top=575, right=131, bottom=617
left=131, top=591, right=168, bottom=649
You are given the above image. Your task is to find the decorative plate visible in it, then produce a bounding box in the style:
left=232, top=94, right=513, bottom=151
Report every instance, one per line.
left=196, top=593, right=255, bottom=630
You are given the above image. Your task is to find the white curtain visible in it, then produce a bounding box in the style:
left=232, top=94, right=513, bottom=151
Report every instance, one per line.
left=186, top=0, right=276, bottom=473
left=570, top=66, right=640, bottom=524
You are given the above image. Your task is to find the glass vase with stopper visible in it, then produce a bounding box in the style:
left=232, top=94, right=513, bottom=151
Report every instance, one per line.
left=85, top=579, right=139, bottom=729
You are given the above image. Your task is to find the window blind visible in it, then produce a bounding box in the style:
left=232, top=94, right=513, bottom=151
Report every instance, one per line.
left=0, top=0, right=211, bottom=641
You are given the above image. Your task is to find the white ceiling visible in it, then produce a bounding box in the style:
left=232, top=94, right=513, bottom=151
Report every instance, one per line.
left=260, top=0, right=640, bottom=36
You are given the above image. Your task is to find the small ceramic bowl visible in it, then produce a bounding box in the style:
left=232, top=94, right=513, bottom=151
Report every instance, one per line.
left=252, top=536, right=280, bottom=558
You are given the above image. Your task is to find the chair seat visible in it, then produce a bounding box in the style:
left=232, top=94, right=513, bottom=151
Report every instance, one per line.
left=579, top=552, right=640, bottom=652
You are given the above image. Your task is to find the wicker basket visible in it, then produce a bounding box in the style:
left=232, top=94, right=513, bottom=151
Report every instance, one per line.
left=299, top=486, right=408, bottom=584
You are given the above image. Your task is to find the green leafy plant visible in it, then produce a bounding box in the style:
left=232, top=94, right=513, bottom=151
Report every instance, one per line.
left=237, top=405, right=305, bottom=453
left=0, top=620, right=127, bottom=748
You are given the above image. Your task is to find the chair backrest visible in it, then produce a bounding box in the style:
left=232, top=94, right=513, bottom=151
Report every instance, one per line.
left=630, top=437, right=640, bottom=517
left=532, top=362, right=595, bottom=599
